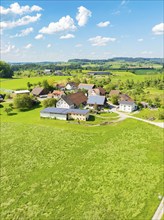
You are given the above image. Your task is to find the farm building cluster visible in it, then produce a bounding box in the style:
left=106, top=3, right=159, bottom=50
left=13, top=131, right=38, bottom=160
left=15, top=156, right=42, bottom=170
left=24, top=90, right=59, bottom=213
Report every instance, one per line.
left=12, top=81, right=137, bottom=121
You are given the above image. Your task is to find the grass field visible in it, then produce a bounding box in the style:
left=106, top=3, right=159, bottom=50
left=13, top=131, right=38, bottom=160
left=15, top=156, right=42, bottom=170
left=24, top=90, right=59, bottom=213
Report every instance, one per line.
left=1, top=104, right=163, bottom=220
left=0, top=76, right=69, bottom=90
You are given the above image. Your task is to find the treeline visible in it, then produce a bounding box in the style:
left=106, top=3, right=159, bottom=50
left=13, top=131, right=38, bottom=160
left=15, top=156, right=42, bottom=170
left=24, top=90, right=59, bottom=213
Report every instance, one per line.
left=0, top=61, right=13, bottom=78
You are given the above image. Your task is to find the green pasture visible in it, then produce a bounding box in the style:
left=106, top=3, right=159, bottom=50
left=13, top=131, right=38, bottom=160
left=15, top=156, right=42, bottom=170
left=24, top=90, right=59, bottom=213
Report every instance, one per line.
left=0, top=76, right=68, bottom=90
left=1, top=102, right=164, bottom=219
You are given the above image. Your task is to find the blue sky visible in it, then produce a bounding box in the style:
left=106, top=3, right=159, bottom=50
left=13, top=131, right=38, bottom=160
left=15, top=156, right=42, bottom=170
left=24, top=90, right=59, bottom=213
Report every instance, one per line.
left=0, top=0, right=163, bottom=62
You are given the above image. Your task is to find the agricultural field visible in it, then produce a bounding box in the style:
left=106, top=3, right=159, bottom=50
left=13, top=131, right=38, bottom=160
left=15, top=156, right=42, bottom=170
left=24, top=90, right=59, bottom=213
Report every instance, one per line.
left=1, top=104, right=164, bottom=220
left=0, top=76, right=69, bottom=90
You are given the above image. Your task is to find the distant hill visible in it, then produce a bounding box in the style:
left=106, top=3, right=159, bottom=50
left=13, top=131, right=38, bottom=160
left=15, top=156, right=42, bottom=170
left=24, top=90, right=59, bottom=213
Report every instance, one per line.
left=68, top=57, right=164, bottom=64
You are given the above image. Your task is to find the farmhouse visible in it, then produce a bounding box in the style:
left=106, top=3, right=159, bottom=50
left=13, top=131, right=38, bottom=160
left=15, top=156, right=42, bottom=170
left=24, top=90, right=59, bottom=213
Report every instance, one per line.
left=88, top=71, right=111, bottom=76
left=78, top=83, right=95, bottom=91
left=119, top=94, right=133, bottom=102
left=87, top=95, right=106, bottom=109
left=88, top=87, right=106, bottom=96
left=56, top=92, right=87, bottom=109
left=31, top=87, right=49, bottom=97
left=65, top=82, right=78, bottom=90
left=14, top=90, right=30, bottom=95
left=119, top=101, right=137, bottom=112
left=47, top=90, right=65, bottom=99
left=44, top=69, right=52, bottom=74
left=40, top=107, right=89, bottom=121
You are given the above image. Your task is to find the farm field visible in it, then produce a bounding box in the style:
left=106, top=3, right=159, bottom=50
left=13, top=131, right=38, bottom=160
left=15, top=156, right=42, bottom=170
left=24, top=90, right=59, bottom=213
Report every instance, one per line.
left=1, top=107, right=163, bottom=219
left=0, top=76, right=68, bottom=90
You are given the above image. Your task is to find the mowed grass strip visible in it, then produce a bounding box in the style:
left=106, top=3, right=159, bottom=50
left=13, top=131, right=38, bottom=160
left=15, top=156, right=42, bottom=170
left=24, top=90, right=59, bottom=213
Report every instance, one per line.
left=1, top=119, right=163, bottom=220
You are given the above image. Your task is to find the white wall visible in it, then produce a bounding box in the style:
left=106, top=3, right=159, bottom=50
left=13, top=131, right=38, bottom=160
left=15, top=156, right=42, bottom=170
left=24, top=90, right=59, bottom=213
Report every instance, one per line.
left=40, top=112, right=67, bottom=120
left=119, top=104, right=136, bottom=112
left=56, top=99, right=74, bottom=109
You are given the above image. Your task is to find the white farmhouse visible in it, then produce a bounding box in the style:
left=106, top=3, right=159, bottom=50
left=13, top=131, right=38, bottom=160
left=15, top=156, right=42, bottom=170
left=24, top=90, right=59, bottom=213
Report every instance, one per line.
left=119, top=101, right=137, bottom=113
left=56, top=96, right=74, bottom=109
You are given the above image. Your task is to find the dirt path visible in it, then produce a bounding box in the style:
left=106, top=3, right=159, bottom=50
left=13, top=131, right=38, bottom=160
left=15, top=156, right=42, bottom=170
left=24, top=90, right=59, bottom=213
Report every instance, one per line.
left=152, top=197, right=164, bottom=220
left=111, top=108, right=164, bottom=128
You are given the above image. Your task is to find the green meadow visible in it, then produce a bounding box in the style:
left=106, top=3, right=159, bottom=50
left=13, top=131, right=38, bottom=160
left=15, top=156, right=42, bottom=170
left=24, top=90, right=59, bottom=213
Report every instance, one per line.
left=0, top=76, right=68, bottom=90
left=1, top=104, right=163, bottom=220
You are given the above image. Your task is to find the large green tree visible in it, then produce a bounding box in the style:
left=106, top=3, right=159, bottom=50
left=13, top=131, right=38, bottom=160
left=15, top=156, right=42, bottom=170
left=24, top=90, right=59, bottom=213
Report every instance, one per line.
left=13, top=94, right=33, bottom=110
left=0, top=61, right=13, bottom=78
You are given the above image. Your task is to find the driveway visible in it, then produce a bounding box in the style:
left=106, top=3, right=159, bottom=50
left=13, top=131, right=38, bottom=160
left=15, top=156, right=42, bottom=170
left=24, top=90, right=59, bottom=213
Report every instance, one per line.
left=111, top=107, right=164, bottom=128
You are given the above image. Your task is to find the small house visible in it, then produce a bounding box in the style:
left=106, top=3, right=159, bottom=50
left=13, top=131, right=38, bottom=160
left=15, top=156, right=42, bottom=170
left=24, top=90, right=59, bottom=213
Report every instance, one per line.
left=88, top=87, right=106, bottom=96
left=65, top=82, right=78, bottom=91
left=47, top=90, right=65, bottom=99
left=87, top=95, right=106, bottom=109
left=119, top=101, right=137, bottom=112
left=31, top=87, right=49, bottom=97
left=78, top=83, right=95, bottom=91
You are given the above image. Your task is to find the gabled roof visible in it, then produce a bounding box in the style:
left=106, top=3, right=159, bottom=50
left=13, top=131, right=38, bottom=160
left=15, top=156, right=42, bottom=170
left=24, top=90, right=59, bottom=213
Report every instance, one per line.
left=97, top=87, right=106, bottom=95
left=78, top=83, right=94, bottom=90
left=60, top=92, right=87, bottom=106
left=52, top=90, right=64, bottom=95
left=66, top=82, right=78, bottom=87
left=41, top=107, right=89, bottom=115
left=32, top=87, right=45, bottom=96
left=87, top=95, right=106, bottom=105
left=119, top=94, right=133, bottom=102
left=119, top=101, right=135, bottom=106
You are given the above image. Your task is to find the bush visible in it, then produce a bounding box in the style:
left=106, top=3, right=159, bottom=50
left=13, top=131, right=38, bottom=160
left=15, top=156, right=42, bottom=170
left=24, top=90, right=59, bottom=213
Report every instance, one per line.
left=43, top=98, right=57, bottom=108
left=13, top=94, right=33, bottom=110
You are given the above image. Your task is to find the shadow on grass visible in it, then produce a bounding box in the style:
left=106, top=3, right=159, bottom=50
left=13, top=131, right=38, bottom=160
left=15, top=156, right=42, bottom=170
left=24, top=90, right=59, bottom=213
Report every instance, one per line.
left=8, top=113, right=18, bottom=116
left=19, top=104, right=42, bottom=112
left=0, top=104, right=4, bottom=108
left=88, top=115, right=95, bottom=121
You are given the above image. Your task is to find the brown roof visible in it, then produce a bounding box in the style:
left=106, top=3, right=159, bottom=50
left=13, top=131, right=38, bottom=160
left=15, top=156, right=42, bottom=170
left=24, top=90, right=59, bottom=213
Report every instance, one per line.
left=62, top=92, right=87, bottom=106
left=56, top=83, right=66, bottom=89
left=32, top=87, right=48, bottom=96
left=109, top=90, right=121, bottom=96
left=52, top=90, right=64, bottom=95
left=66, top=82, right=79, bottom=87
left=119, top=94, right=133, bottom=102
left=97, top=87, right=106, bottom=95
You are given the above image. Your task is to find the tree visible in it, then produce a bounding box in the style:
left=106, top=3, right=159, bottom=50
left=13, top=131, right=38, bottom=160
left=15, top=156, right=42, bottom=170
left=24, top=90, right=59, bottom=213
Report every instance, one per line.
left=0, top=61, right=13, bottom=78
left=43, top=98, right=57, bottom=108
left=27, top=82, right=32, bottom=90
left=111, top=95, right=119, bottom=105
left=42, top=80, right=50, bottom=90
left=4, top=107, right=12, bottom=115
left=13, top=94, right=33, bottom=110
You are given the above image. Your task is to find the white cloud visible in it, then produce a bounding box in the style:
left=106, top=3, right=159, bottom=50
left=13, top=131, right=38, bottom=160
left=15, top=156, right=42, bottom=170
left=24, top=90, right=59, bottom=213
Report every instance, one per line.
left=60, top=34, right=75, bottom=39
left=35, top=34, right=43, bottom=39
left=97, top=21, right=110, bottom=28
left=24, top=43, right=32, bottom=49
left=0, top=44, right=15, bottom=54
left=88, top=36, right=116, bottom=46
left=121, top=0, right=127, bottom=6
left=138, top=38, right=143, bottom=42
left=0, top=13, right=41, bottom=30
left=11, top=27, right=33, bottom=38
left=47, top=44, right=52, bottom=48
left=39, top=15, right=76, bottom=34
left=152, top=23, right=164, bottom=35
left=76, top=6, right=92, bottom=26
left=0, top=2, right=42, bottom=15
left=75, top=44, right=82, bottom=47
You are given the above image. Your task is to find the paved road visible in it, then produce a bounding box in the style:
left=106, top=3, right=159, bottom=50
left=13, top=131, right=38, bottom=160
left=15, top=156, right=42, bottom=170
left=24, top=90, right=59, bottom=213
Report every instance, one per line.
left=111, top=108, right=164, bottom=128
left=152, top=197, right=164, bottom=220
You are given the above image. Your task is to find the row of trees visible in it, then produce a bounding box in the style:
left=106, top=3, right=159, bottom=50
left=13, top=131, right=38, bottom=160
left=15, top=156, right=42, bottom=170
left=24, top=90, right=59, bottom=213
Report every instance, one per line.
left=0, top=61, right=13, bottom=78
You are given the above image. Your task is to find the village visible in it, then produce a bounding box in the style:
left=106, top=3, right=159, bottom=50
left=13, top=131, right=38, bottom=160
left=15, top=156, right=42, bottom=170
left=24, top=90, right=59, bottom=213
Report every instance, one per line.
left=1, top=77, right=139, bottom=122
